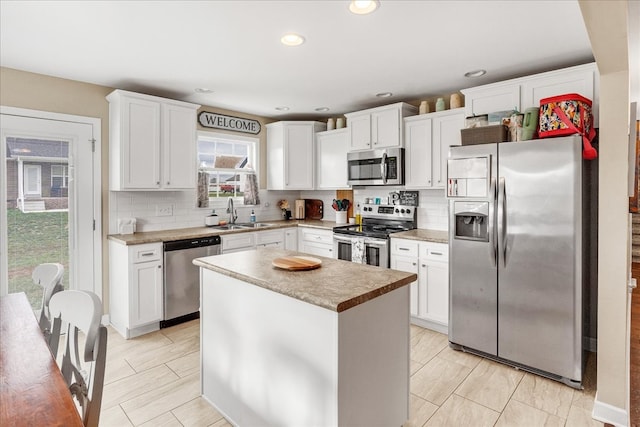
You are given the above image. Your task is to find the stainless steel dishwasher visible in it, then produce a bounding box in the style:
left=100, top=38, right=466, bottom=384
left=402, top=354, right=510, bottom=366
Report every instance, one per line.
left=162, top=236, right=221, bottom=328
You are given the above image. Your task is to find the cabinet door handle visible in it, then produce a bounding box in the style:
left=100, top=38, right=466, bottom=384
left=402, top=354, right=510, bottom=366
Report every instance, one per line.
left=421, top=264, right=426, bottom=267
left=157, top=265, right=161, bottom=269
left=156, top=181, right=160, bottom=185
left=167, top=181, right=170, bottom=185
left=412, top=262, right=416, bottom=266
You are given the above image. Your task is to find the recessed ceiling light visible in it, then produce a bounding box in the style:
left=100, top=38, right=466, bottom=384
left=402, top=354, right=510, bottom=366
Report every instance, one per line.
left=464, top=69, right=487, bottom=78
left=194, top=88, right=214, bottom=93
left=376, top=92, right=393, bottom=98
left=275, top=106, right=290, bottom=111
left=349, top=0, right=379, bottom=15
left=315, top=107, right=330, bottom=112
left=280, top=33, right=305, bottom=46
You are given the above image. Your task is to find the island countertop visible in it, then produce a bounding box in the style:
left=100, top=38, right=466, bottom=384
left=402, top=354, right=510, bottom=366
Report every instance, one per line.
left=194, top=248, right=417, bottom=312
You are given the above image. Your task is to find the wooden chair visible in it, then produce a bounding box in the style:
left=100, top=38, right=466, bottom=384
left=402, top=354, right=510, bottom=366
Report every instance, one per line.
left=32, top=263, right=64, bottom=348
left=49, top=290, right=107, bottom=427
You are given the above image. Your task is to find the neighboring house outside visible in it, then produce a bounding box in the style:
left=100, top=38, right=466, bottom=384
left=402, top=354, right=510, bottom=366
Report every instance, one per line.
left=5, top=137, right=69, bottom=211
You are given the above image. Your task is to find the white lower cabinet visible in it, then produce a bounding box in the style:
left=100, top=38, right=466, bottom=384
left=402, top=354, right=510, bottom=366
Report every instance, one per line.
left=222, top=232, right=256, bottom=253
left=109, top=241, right=163, bottom=339
left=256, top=229, right=285, bottom=249
left=298, top=227, right=333, bottom=258
left=390, top=238, right=449, bottom=333
left=284, top=227, right=298, bottom=251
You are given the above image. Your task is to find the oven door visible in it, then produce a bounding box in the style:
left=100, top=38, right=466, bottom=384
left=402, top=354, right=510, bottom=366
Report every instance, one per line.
left=333, top=234, right=353, bottom=261
left=364, top=237, right=389, bottom=268
left=333, top=234, right=389, bottom=268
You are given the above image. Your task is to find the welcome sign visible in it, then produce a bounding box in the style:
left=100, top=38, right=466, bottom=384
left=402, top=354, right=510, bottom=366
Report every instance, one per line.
left=198, top=111, right=261, bottom=135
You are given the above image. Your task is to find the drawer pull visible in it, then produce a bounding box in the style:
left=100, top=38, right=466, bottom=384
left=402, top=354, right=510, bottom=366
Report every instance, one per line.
left=431, top=251, right=443, bottom=256
left=140, top=252, right=155, bottom=257
left=399, top=247, right=410, bottom=251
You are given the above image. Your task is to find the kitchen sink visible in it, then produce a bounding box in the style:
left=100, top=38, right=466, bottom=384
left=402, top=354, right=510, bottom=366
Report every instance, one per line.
left=208, top=224, right=249, bottom=230
left=209, top=223, right=274, bottom=230
left=233, top=222, right=274, bottom=228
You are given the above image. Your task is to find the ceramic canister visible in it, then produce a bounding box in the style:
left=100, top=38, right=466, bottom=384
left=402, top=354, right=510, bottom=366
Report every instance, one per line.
left=436, top=97, right=445, bottom=112
left=450, top=93, right=462, bottom=109
left=327, top=118, right=335, bottom=130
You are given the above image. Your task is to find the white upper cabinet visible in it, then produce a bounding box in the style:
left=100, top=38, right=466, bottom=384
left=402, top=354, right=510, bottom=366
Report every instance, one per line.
left=520, top=64, right=599, bottom=125
left=107, top=89, right=200, bottom=191
left=316, top=128, right=350, bottom=189
left=266, top=121, right=326, bottom=190
left=462, top=83, right=521, bottom=118
left=432, top=110, right=464, bottom=188
left=404, top=109, right=465, bottom=189
left=345, top=102, right=417, bottom=151
left=404, top=116, right=433, bottom=188
left=162, top=103, right=199, bottom=189
left=462, top=63, right=599, bottom=125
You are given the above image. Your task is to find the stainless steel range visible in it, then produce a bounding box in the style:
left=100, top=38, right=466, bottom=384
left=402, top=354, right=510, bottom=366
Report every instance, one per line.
left=333, top=203, right=416, bottom=267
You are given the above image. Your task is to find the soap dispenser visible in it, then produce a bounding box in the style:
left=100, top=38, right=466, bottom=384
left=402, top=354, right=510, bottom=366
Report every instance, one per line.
left=250, top=209, right=256, bottom=223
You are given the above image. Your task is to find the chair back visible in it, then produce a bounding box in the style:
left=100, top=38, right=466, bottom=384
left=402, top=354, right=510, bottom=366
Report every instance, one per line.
left=49, top=290, right=107, bottom=427
left=32, top=263, right=64, bottom=347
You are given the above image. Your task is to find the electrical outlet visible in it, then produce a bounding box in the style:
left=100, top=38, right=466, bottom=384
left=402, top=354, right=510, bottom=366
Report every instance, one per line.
left=156, top=204, right=173, bottom=216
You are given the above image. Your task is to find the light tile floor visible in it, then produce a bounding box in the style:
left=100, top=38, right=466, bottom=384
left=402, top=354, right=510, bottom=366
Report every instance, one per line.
left=99, top=320, right=602, bottom=427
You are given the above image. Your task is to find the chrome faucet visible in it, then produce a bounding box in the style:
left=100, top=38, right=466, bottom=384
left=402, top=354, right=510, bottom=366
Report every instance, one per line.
left=226, top=197, right=238, bottom=224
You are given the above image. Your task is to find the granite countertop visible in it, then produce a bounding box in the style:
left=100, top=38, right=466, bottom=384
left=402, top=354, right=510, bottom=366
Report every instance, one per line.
left=193, top=248, right=417, bottom=312
left=108, top=219, right=339, bottom=245
left=391, top=229, right=449, bottom=244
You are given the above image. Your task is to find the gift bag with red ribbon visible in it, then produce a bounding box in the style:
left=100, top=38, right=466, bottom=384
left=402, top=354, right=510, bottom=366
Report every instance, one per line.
left=538, top=93, right=597, bottom=160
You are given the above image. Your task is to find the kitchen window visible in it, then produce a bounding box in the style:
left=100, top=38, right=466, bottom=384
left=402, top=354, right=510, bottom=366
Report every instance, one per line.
left=197, top=132, right=258, bottom=203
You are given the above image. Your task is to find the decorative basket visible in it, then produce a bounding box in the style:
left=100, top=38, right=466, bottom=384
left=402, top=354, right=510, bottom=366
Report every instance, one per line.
left=460, top=125, right=508, bottom=145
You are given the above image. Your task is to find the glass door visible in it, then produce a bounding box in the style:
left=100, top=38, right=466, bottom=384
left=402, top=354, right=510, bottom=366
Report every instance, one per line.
left=0, top=110, right=101, bottom=308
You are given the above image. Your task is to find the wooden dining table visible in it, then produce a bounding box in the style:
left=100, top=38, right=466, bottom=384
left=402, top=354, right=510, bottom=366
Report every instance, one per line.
left=0, top=292, right=83, bottom=427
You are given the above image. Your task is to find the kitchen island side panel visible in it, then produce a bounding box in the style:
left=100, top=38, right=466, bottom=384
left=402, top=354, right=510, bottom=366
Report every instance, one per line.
left=200, top=268, right=339, bottom=426
left=338, top=285, right=410, bottom=426
left=199, top=268, right=410, bottom=426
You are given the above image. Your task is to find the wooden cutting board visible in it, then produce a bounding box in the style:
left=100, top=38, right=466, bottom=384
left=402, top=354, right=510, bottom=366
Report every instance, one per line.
left=305, top=199, right=324, bottom=220
left=272, top=256, right=322, bottom=271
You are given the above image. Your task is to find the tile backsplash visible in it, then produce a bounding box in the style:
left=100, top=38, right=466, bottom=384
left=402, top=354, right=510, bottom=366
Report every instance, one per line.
left=109, top=187, right=449, bottom=234
left=109, top=189, right=299, bottom=233
left=352, top=187, right=449, bottom=231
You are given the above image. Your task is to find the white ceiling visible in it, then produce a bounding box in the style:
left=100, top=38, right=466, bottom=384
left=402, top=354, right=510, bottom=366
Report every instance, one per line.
left=0, top=1, right=596, bottom=119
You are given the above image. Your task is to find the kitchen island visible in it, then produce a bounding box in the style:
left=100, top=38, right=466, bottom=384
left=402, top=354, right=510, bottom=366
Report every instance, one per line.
left=194, top=248, right=417, bottom=426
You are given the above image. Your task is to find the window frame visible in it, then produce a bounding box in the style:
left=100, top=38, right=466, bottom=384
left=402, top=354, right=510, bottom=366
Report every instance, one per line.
left=51, top=164, right=69, bottom=188
left=197, top=130, right=260, bottom=207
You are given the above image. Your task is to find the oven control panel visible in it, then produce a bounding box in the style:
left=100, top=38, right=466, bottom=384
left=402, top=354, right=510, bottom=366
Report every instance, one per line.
left=361, top=204, right=415, bottom=220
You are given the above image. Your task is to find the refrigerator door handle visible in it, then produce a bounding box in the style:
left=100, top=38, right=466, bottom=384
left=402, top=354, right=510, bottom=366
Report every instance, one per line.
left=488, top=177, right=497, bottom=267
left=498, top=177, right=507, bottom=267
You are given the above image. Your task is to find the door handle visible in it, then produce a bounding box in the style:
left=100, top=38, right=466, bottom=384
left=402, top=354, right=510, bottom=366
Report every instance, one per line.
left=381, top=152, right=388, bottom=184
left=488, top=177, right=497, bottom=267
left=497, top=177, right=507, bottom=267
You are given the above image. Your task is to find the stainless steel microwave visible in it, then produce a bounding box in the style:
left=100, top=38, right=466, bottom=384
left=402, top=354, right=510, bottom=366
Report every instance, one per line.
left=347, top=147, right=404, bottom=186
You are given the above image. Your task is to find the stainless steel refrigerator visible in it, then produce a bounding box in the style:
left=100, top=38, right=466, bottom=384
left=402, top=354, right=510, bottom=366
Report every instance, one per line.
left=446, top=135, right=594, bottom=388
